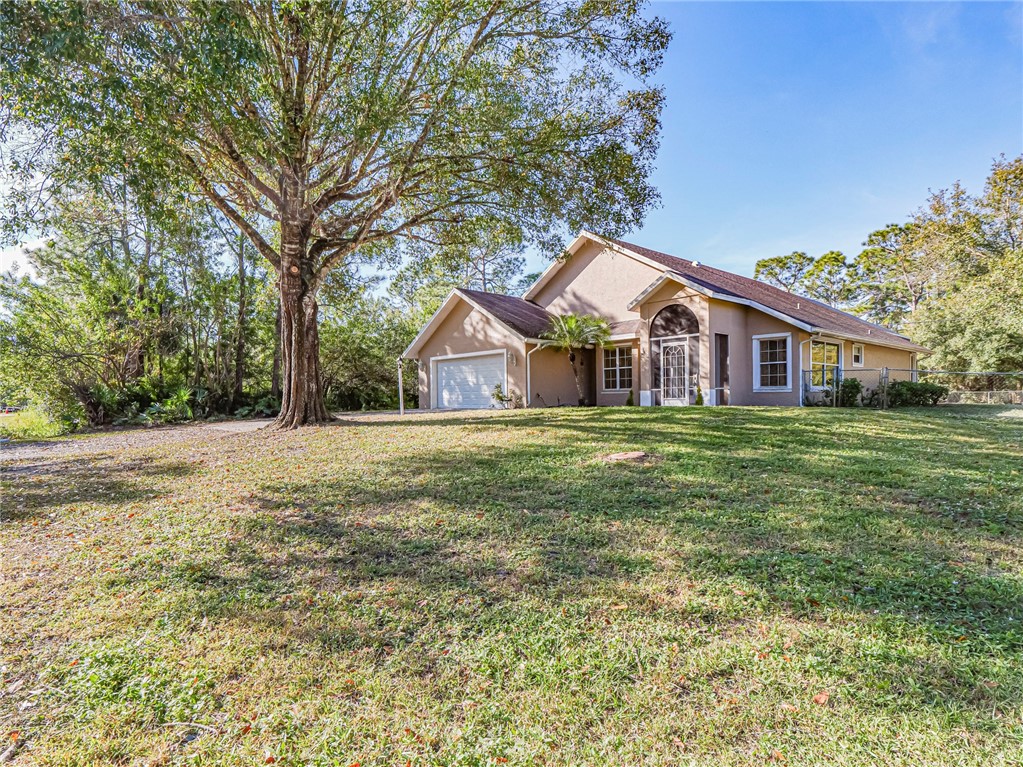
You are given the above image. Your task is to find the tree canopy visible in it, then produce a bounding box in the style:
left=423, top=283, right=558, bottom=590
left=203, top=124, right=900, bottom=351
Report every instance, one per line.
left=1, top=0, right=671, bottom=426
left=753, top=155, right=1023, bottom=371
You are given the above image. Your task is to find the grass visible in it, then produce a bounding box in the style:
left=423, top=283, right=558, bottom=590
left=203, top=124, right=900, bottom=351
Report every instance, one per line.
left=1, top=406, right=1022, bottom=766
left=0, top=409, right=63, bottom=441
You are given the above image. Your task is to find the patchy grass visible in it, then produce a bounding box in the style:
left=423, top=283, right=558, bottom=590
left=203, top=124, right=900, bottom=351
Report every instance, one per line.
left=0, top=409, right=63, bottom=441
left=1, top=406, right=1022, bottom=766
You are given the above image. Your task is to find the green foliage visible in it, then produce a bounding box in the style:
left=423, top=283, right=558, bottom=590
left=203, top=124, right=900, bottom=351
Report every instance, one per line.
left=886, top=380, right=949, bottom=407
left=490, top=383, right=522, bottom=409
left=391, top=219, right=529, bottom=325
left=319, top=295, right=417, bottom=412
left=694, top=386, right=704, bottom=406
left=1, top=0, right=672, bottom=425
left=49, top=638, right=215, bottom=726
left=754, top=250, right=857, bottom=308
left=541, top=313, right=612, bottom=405
left=838, top=377, right=863, bottom=407
left=626, top=389, right=635, bottom=406
left=756, top=156, right=1023, bottom=374
left=541, top=314, right=612, bottom=353
left=5, top=407, right=1023, bottom=763
left=753, top=251, right=813, bottom=292
left=0, top=408, right=64, bottom=440
left=853, top=223, right=927, bottom=328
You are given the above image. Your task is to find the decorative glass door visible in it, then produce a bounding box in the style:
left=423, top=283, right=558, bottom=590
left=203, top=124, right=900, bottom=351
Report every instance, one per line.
left=661, top=343, right=688, bottom=406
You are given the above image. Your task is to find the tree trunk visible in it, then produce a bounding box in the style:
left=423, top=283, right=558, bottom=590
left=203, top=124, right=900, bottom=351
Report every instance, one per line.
left=274, top=224, right=332, bottom=429
left=569, top=350, right=585, bottom=406
left=271, top=300, right=282, bottom=402
left=232, top=232, right=247, bottom=409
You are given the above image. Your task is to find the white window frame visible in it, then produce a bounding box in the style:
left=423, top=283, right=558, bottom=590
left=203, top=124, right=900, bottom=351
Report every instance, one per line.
left=809, top=338, right=843, bottom=391
left=852, top=343, right=864, bottom=367
left=752, top=332, right=792, bottom=392
left=602, top=345, right=634, bottom=392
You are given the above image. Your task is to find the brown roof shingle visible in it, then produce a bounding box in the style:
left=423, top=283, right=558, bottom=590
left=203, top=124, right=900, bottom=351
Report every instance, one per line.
left=608, top=237, right=928, bottom=352
left=458, top=288, right=554, bottom=339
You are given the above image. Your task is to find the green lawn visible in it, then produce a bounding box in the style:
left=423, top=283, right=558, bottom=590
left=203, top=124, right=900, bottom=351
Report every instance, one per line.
left=2, top=407, right=1022, bottom=766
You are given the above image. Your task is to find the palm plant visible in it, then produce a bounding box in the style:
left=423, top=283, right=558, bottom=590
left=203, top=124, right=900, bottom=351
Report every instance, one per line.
left=540, top=314, right=611, bottom=405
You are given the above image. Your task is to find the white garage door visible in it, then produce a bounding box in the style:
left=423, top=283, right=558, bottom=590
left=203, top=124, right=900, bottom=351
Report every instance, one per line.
left=435, top=353, right=505, bottom=409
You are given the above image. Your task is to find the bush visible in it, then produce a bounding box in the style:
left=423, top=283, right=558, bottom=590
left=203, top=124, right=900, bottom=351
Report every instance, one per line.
left=838, top=377, right=863, bottom=407
left=0, top=408, right=64, bottom=440
left=886, top=380, right=949, bottom=407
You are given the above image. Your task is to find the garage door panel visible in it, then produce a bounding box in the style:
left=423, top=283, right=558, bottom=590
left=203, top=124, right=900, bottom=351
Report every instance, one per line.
left=435, top=353, right=505, bottom=409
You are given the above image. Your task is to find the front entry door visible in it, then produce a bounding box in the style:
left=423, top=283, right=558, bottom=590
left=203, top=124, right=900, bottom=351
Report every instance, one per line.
left=661, top=343, right=689, bottom=406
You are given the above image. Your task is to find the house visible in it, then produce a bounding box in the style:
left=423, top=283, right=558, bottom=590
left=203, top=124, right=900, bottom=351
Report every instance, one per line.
left=402, top=231, right=928, bottom=409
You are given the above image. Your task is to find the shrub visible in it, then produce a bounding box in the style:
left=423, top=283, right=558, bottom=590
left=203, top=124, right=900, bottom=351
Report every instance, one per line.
left=0, top=408, right=64, bottom=440
left=626, top=389, right=635, bottom=406
left=886, top=380, right=950, bottom=407
left=491, top=384, right=521, bottom=409
left=838, top=377, right=863, bottom=407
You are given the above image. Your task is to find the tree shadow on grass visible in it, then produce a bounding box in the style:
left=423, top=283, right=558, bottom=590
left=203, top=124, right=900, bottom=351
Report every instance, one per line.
left=140, top=411, right=1023, bottom=719
left=0, top=452, right=196, bottom=521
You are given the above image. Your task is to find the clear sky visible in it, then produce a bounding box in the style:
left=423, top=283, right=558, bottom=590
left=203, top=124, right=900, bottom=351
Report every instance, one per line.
left=527, top=0, right=1023, bottom=277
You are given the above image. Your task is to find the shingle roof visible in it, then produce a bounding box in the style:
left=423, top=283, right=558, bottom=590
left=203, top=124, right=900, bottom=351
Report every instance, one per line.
left=608, top=319, right=643, bottom=337
left=608, top=237, right=928, bottom=353
left=458, top=288, right=555, bottom=339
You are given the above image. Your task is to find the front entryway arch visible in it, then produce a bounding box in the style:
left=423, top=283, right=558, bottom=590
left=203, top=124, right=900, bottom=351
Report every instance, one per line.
left=650, top=304, right=700, bottom=406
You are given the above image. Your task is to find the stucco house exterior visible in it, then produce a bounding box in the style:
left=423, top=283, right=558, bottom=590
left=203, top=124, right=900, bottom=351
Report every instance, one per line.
left=402, top=231, right=928, bottom=409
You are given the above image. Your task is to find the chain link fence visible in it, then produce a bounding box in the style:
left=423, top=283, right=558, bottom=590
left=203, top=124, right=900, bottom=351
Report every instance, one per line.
left=802, top=368, right=1023, bottom=409
left=911, top=370, right=1023, bottom=405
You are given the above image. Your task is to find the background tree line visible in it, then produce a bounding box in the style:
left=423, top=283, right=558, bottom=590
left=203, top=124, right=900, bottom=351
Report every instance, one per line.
left=754, top=155, right=1023, bottom=372
left=0, top=179, right=538, bottom=429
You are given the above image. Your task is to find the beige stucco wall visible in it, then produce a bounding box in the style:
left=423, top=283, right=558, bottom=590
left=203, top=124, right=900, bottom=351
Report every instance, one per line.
left=414, top=246, right=921, bottom=411
left=525, top=344, right=592, bottom=407
left=596, top=341, right=639, bottom=406
left=634, top=289, right=804, bottom=407
left=417, top=300, right=526, bottom=409
left=742, top=312, right=803, bottom=406
left=706, top=299, right=750, bottom=405
left=531, top=239, right=661, bottom=321
left=797, top=336, right=917, bottom=392
left=636, top=285, right=710, bottom=404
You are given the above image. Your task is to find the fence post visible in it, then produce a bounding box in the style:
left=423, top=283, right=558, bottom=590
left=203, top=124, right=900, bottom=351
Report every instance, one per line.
left=881, top=367, right=889, bottom=410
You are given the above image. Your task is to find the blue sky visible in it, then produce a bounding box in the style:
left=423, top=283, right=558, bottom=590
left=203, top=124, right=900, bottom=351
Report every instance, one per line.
left=530, top=0, right=1023, bottom=277
left=3, top=2, right=1021, bottom=281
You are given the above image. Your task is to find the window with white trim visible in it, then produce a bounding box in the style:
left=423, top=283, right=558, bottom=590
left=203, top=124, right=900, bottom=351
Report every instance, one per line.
left=852, top=343, right=864, bottom=367
left=603, top=346, right=633, bottom=391
left=810, top=340, right=842, bottom=388
left=753, top=334, right=790, bottom=391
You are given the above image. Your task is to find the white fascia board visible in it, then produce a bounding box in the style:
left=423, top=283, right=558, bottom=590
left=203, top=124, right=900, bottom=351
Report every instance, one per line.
left=627, top=271, right=816, bottom=333
left=808, top=329, right=929, bottom=354
left=521, top=230, right=671, bottom=302
left=520, top=231, right=593, bottom=301
left=403, top=289, right=532, bottom=359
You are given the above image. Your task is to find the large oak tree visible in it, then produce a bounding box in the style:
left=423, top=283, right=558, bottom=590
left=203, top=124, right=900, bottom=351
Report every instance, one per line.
left=0, top=0, right=670, bottom=427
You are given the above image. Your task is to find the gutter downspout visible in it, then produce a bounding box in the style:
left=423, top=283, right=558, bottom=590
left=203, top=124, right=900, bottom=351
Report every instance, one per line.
left=798, top=338, right=811, bottom=406
left=397, top=357, right=405, bottom=416
left=526, top=342, right=544, bottom=407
